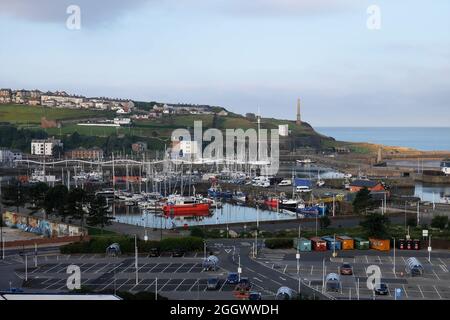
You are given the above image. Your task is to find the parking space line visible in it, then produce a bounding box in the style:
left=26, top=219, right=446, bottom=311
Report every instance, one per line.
left=434, top=286, right=442, bottom=299
left=187, top=264, right=197, bottom=273
left=283, top=265, right=287, bottom=274
left=432, top=269, right=441, bottom=280
left=417, top=285, right=425, bottom=298
left=44, top=264, right=62, bottom=273
left=377, top=256, right=383, bottom=264
left=83, top=263, right=100, bottom=273
left=161, top=264, right=173, bottom=273
left=174, top=279, right=185, bottom=291
left=144, top=280, right=156, bottom=291
left=95, top=263, right=112, bottom=274
left=174, top=264, right=184, bottom=273
left=365, top=256, right=369, bottom=264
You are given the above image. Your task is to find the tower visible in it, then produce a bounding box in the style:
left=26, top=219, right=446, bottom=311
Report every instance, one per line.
left=296, top=98, right=301, bottom=125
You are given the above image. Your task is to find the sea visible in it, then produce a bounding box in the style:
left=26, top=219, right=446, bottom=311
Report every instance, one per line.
left=316, top=127, right=450, bottom=151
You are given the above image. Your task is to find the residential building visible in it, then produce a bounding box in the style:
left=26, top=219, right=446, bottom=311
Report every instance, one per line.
left=0, top=148, right=22, bottom=165
left=31, top=138, right=63, bottom=156
left=65, top=147, right=104, bottom=160
left=278, top=124, right=289, bottom=137
left=349, top=180, right=385, bottom=193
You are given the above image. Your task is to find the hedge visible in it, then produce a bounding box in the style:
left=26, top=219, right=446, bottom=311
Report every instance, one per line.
left=264, top=238, right=293, bottom=249
left=60, top=236, right=203, bottom=254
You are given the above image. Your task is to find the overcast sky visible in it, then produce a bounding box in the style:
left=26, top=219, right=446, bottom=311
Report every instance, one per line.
left=0, top=0, right=449, bottom=126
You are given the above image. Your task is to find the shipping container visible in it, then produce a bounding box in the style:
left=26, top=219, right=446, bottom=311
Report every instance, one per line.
left=294, top=238, right=312, bottom=252
left=369, top=238, right=390, bottom=251
left=336, top=236, right=354, bottom=250
left=354, top=237, right=370, bottom=250
left=310, top=237, right=327, bottom=251
left=321, top=236, right=342, bottom=251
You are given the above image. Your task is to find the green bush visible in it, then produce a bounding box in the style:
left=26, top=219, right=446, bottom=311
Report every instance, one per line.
left=60, top=236, right=203, bottom=254
left=431, top=215, right=448, bottom=230
left=160, top=237, right=203, bottom=252
left=264, top=238, right=293, bottom=249
left=190, top=227, right=205, bottom=238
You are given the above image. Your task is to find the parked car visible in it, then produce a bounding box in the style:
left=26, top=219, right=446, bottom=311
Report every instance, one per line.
left=278, top=179, right=292, bottom=186
left=296, top=186, right=312, bottom=193
left=148, top=248, right=160, bottom=257
left=237, top=277, right=252, bottom=291
left=248, top=292, right=262, bottom=300
left=226, top=272, right=240, bottom=285
left=172, top=249, right=185, bottom=257
left=374, top=283, right=389, bottom=295
left=340, top=263, right=353, bottom=275
left=207, top=277, right=221, bottom=290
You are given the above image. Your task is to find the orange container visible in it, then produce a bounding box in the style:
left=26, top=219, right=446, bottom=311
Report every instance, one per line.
left=337, top=236, right=354, bottom=250
left=369, top=238, right=390, bottom=251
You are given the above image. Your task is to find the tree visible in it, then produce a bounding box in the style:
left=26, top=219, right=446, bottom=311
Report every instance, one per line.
left=406, top=217, right=417, bottom=228
left=431, top=215, right=448, bottom=230
left=360, top=213, right=390, bottom=238
left=27, top=182, right=49, bottom=215
left=352, top=187, right=376, bottom=214
left=65, top=188, right=89, bottom=229
left=44, top=185, right=69, bottom=220
left=319, top=215, right=331, bottom=229
left=87, top=195, right=114, bottom=233
left=1, top=182, right=27, bottom=213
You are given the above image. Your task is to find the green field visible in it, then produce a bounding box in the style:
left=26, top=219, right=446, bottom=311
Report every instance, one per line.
left=0, top=104, right=112, bottom=125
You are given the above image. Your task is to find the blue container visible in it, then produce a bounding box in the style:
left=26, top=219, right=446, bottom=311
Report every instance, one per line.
left=294, top=238, right=312, bottom=252
left=321, top=236, right=342, bottom=250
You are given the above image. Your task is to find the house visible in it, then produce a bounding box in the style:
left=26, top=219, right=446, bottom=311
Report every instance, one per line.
left=31, top=138, right=63, bottom=156
left=217, top=110, right=228, bottom=116
left=65, top=147, right=104, bottom=160
left=349, top=180, right=385, bottom=193
left=0, top=148, right=22, bottom=165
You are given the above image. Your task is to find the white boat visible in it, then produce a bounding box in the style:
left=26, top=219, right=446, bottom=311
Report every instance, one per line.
left=296, top=159, right=315, bottom=164
left=441, top=160, right=450, bottom=175
left=29, top=169, right=58, bottom=183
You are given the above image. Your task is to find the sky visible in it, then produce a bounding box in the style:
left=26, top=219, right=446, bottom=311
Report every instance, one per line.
left=0, top=0, right=449, bottom=127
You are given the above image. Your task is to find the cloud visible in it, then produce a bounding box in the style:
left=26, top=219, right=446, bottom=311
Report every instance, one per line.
left=0, top=0, right=359, bottom=26
left=0, top=0, right=153, bottom=26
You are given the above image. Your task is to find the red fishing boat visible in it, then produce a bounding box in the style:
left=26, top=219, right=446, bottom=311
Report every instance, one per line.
left=264, top=197, right=279, bottom=208
left=163, top=195, right=211, bottom=216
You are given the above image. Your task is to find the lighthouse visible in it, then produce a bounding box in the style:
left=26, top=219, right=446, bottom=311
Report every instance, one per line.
left=296, top=98, right=301, bottom=125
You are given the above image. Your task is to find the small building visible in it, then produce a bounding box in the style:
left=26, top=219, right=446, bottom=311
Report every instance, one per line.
left=65, top=147, right=104, bottom=160
left=217, top=110, right=228, bottom=116
left=278, top=124, right=289, bottom=137
left=0, top=148, right=22, bottom=166
left=31, top=138, right=63, bottom=156
left=349, top=180, right=385, bottom=193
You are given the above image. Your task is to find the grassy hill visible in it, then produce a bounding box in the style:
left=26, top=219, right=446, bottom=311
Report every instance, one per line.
left=0, top=104, right=112, bottom=126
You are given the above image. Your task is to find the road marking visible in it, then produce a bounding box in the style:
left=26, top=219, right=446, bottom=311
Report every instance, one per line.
left=365, top=256, right=369, bottom=264
left=434, top=286, right=442, bottom=299
left=279, top=276, right=287, bottom=281
left=271, top=279, right=283, bottom=286
left=160, top=263, right=172, bottom=273
left=246, top=267, right=256, bottom=273
left=283, top=265, right=287, bottom=273
left=377, top=256, right=383, bottom=264
left=310, top=265, right=314, bottom=275
left=44, top=263, right=62, bottom=273
left=402, top=284, right=409, bottom=298
left=439, top=264, right=449, bottom=272
left=144, top=279, right=156, bottom=291
left=417, top=285, right=425, bottom=298
left=432, top=269, right=441, bottom=280
left=84, top=263, right=100, bottom=273
left=95, top=263, right=112, bottom=274
left=253, top=277, right=263, bottom=283
left=258, top=273, right=268, bottom=279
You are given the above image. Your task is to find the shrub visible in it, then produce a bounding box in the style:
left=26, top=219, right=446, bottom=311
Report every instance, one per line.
left=190, top=227, right=205, bottom=238
left=431, top=215, right=448, bottom=230
left=264, top=238, right=293, bottom=249
left=160, top=237, right=203, bottom=252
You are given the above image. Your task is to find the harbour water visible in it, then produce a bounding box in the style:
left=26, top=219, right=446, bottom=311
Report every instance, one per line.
left=112, top=203, right=296, bottom=229
left=316, top=127, right=450, bottom=151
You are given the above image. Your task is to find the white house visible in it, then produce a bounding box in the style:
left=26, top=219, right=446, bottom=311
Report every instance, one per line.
left=278, top=124, right=289, bottom=137
left=31, top=139, right=63, bottom=156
